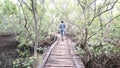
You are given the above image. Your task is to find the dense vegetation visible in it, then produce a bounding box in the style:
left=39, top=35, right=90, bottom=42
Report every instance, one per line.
left=0, top=0, right=120, bottom=68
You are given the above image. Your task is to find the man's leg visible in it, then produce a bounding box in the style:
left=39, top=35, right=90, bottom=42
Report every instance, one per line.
left=61, top=30, right=64, bottom=41
left=62, top=30, right=64, bottom=37
left=61, top=30, right=62, bottom=37
left=62, top=30, right=65, bottom=41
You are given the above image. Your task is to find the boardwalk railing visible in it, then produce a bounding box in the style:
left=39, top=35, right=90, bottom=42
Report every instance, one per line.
left=39, top=38, right=59, bottom=68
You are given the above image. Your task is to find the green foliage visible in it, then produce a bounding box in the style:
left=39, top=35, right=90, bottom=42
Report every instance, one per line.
left=13, top=57, right=34, bottom=68
left=17, top=35, right=33, bottom=57
left=19, top=50, right=31, bottom=57
left=37, top=47, right=47, bottom=52
left=2, top=0, right=17, bottom=15
left=109, top=22, right=120, bottom=38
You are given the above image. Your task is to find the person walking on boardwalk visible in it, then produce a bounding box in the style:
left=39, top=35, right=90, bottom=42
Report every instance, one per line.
left=59, top=21, right=65, bottom=41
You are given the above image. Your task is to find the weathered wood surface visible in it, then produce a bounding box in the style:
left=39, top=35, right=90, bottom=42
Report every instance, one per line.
left=40, top=34, right=85, bottom=68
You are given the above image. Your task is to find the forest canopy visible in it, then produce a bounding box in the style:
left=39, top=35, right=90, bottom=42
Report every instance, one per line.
left=0, top=0, right=120, bottom=68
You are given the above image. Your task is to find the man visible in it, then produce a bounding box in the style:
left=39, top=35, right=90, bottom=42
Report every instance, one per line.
left=59, top=21, right=65, bottom=41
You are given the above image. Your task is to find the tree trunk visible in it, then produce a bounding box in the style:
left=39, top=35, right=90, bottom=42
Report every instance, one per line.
left=31, top=0, right=38, bottom=68
left=99, top=15, right=103, bottom=45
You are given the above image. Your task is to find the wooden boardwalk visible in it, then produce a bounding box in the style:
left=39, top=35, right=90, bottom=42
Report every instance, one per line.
left=39, top=34, right=85, bottom=68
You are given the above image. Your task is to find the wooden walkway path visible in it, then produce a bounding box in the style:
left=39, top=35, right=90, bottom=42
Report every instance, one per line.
left=39, top=34, right=85, bottom=68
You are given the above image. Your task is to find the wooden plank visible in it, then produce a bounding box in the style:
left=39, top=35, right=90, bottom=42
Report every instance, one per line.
left=44, top=66, right=75, bottom=68
left=39, top=38, right=59, bottom=68
left=45, top=63, right=75, bottom=67
left=49, top=55, right=72, bottom=59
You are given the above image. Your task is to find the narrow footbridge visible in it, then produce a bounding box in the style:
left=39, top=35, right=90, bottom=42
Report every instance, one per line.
left=39, top=34, right=85, bottom=68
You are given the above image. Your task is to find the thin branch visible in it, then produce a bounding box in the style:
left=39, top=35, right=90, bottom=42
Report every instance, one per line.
left=66, top=15, right=82, bottom=33
left=94, top=0, right=97, bottom=16
left=97, top=1, right=114, bottom=14
left=21, top=0, right=32, bottom=11
left=88, top=14, right=120, bottom=39
left=77, top=0, right=84, bottom=10
left=88, top=0, right=118, bottom=26
left=45, top=14, right=58, bottom=32
left=38, top=1, right=45, bottom=36
left=89, top=0, right=97, bottom=6
left=18, top=0, right=29, bottom=32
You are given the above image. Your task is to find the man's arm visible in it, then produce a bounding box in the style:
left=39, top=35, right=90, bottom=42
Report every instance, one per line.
left=64, top=25, right=65, bottom=28
left=60, top=24, right=61, bottom=28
